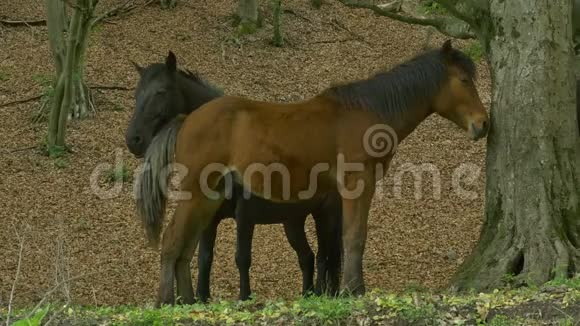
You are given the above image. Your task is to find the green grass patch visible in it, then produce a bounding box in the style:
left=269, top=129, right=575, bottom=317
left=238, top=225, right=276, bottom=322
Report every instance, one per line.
left=489, top=314, right=524, bottom=326
left=419, top=0, right=447, bottom=15
left=38, top=140, right=71, bottom=169
left=3, top=277, right=580, bottom=325
left=53, top=158, right=68, bottom=169
left=105, top=164, right=131, bottom=183
left=463, top=40, right=485, bottom=62
left=546, top=275, right=580, bottom=289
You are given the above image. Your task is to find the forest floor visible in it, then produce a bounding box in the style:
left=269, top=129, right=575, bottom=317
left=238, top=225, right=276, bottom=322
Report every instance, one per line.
left=1, top=0, right=490, bottom=309
left=3, top=278, right=580, bottom=325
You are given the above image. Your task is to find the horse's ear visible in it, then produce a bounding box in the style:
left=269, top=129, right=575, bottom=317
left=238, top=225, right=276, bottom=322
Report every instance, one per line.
left=130, top=60, right=144, bottom=76
left=166, top=51, right=177, bottom=72
left=441, top=40, right=453, bottom=55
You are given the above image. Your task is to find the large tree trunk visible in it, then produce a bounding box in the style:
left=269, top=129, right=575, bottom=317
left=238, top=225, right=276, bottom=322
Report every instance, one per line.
left=46, top=0, right=95, bottom=148
left=452, top=0, right=580, bottom=291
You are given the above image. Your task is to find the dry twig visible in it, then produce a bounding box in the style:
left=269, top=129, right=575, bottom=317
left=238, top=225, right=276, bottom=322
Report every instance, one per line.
left=329, top=18, right=372, bottom=46
left=0, top=95, right=43, bottom=108
left=5, top=227, right=25, bottom=326
left=0, top=18, right=47, bottom=27
left=23, top=271, right=104, bottom=322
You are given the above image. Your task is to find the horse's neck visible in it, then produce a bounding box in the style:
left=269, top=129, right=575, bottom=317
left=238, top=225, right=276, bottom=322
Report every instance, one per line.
left=178, top=78, right=220, bottom=115
left=384, top=104, right=433, bottom=143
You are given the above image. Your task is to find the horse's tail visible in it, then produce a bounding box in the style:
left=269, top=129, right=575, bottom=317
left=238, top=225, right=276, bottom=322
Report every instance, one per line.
left=135, top=115, right=186, bottom=248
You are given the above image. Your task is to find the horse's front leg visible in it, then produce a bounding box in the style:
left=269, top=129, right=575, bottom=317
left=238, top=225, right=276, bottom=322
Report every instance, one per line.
left=340, top=174, right=375, bottom=296
left=160, top=198, right=221, bottom=307
left=157, top=200, right=196, bottom=307
left=235, top=210, right=256, bottom=301
left=313, top=198, right=342, bottom=296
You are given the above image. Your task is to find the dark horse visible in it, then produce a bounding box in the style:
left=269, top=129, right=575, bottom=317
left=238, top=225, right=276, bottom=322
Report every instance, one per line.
left=136, top=40, right=490, bottom=306
left=126, top=53, right=342, bottom=302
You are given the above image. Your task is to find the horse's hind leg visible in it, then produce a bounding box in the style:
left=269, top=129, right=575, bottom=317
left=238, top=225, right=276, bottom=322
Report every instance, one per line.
left=196, top=216, right=221, bottom=303
left=235, top=208, right=256, bottom=301
left=340, top=181, right=374, bottom=296
left=282, top=217, right=315, bottom=297
left=174, top=235, right=197, bottom=305
left=157, top=197, right=221, bottom=306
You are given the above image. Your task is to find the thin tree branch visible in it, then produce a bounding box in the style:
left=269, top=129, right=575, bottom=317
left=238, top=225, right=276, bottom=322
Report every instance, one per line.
left=283, top=8, right=312, bottom=23
left=23, top=270, right=103, bottom=321
left=89, top=84, right=133, bottom=91
left=310, top=38, right=358, bottom=44
left=0, top=84, right=132, bottom=109
left=91, top=0, right=157, bottom=26
left=336, top=0, right=475, bottom=39
left=91, top=0, right=136, bottom=26
left=8, top=145, right=38, bottom=154
left=338, top=0, right=440, bottom=27
left=330, top=18, right=373, bottom=46
left=0, top=18, right=47, bottom=26
left=0, top=95, right=43, bottom=108
left=5, top=229, right=25, bottom=326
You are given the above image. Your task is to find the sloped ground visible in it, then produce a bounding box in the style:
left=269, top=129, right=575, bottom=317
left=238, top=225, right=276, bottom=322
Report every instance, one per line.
left=0, top=0, right=490, bottom=307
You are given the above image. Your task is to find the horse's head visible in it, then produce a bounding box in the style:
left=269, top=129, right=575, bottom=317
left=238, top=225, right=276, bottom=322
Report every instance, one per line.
left=126, top=51, right=185, bottom=157
left=431, top=40, right=489, bottom=140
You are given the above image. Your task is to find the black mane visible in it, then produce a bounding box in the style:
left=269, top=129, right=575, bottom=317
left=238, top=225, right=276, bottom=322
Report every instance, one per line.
left=178, top=68, right=224, bottom=97
left=138, top=63, right=223, bottom=97
left=324, top=47, right=476, bottom=119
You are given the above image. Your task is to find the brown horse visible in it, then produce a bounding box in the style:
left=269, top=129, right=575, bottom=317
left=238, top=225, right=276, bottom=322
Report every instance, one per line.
left=137, top=40, right=489, bottom=306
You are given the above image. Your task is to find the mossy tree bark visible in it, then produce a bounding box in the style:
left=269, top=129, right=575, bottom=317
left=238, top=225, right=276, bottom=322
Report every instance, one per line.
left=451, top=0, right=580, bottom=291
left=236, top=0, right=259, bottom=34
left=46, top=0, right=97, bottom=148
left=339, top=0, right=580, bottom=291
left=271, top=0, right=283, bottom=47
left=574, top=0, right=580, bottom=51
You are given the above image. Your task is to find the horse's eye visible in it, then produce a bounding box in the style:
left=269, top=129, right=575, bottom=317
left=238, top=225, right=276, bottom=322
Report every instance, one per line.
left=460, top=78, right=470, bottom=85
left=156, top=89, right=167, bottom=95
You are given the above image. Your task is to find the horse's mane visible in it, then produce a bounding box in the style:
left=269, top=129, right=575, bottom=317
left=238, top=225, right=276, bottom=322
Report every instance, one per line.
left=323, top=47, right=476, bottom=119
left=178, top=68, right=224, bottom=96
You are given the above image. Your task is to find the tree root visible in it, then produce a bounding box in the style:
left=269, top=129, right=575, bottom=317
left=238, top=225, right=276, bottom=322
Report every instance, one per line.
left=451, top=235, right=580, bottom=292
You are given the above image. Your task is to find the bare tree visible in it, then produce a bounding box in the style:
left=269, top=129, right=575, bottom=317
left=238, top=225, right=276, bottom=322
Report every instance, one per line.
left=339, top=0, right=580, bottom=291
left=45, top=0, right=137, bottom=149
left=46, top=0, right=97, bottom=149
